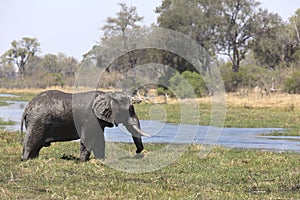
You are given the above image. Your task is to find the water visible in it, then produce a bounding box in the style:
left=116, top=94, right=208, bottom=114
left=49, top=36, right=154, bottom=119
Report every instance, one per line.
left=105, top=122, right=299, bottom=153
left=1, top=96, right=299, bottom=153
left=0, top=94, right=20, bottom=98
left=0, top=100, right=27, bottom=131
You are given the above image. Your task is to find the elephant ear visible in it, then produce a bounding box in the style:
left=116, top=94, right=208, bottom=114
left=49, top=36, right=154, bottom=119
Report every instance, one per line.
left=92, top=93, right=114, bottom=124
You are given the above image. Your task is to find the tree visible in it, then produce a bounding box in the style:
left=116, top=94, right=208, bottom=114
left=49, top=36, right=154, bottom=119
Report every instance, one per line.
left=252, top=9, right=300, bottom=68
left=287, top=9, right=300, bottom=64
left=102, top=2, right=144, bottom=41
left=101, top=2, right=144, bottom=88
left=217, top=0, right=262, bottom=72
left=252, top=20, right=287, bottom=69
left=156, top=0, right=277, bottom=72
left=156, top=0, right=221, bottom=56
left=0, top=62, right=15, bottom=79
left=1, top=37, right=40, bottom=78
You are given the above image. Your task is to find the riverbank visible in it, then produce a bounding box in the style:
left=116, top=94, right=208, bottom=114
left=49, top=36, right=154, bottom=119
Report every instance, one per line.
left=1, top=88, right=300, bottom=136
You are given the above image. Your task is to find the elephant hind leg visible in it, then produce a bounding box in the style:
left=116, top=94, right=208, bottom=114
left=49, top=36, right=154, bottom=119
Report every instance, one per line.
left=22, top=145, right=42, bottom=161
left=80, top=142, right=91, bottom=162
left=21, top=126, right=45, bottom=161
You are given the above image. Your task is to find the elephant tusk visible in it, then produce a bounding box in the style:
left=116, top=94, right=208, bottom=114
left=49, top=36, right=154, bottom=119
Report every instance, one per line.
left=132, top=125, right=151, bottom=137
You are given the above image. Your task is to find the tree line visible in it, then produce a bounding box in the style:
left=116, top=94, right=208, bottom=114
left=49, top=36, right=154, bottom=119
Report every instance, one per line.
left=1, top=0, right=300, bottom=95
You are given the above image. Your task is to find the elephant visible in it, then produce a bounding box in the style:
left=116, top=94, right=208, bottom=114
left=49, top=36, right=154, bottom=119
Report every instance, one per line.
left=20, top=90, right=150, bottom=161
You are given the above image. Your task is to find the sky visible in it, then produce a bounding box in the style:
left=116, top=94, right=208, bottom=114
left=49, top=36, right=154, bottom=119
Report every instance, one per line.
left=1, top=0, right=300, bottom=61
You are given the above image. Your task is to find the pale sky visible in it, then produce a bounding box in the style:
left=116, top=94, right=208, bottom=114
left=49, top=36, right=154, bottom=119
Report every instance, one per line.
left=1, top=0, right=299, bottom=61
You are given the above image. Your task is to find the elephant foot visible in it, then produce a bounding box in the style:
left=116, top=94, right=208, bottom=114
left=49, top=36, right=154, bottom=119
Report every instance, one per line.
left=80, top=142, right=91, bottom=162
left=80, top=151, right=91, bottom=162
left=21, top=147, right=41, bottom=161
left=134, top=150, right=148, bottom=159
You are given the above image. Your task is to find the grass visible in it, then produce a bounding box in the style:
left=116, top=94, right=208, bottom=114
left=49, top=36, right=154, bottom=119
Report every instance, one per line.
left=0, top=131, right=300, bottom=199
left=0, top=118, right=15, bottom=126
left=0, top=92, right=36, bottom=102
left=0, top=101, right=10, bottom=106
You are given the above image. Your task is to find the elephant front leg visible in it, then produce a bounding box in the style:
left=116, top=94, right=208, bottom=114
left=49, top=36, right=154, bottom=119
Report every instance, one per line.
left=91, top=130, right=105, bottom=160
left=80, top=125, right=105, bottom=160
left=80, top=142, right=91, bottom=162
left=132, top=136, right=144, bottom=154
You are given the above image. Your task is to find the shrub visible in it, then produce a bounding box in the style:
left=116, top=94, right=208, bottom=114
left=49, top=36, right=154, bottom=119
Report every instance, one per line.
left=283, top=71, right=300, bottom=94
left=168, top=71, right=207, bottom=98
left=219, top=63, right=269, bottom=92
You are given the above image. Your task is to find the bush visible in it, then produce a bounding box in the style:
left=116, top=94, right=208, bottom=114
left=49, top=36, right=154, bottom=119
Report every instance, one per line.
left=157, top=86, right=173, bottom=97
left=283, top=71, right=300, bottom=94
left=168, top=71, right=207, bottom=98
left=220, top=63, right=269, bottom=92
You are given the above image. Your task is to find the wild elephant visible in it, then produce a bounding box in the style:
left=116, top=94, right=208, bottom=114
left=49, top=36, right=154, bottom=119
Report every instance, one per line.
left=21, top=90, right=149, bottom=161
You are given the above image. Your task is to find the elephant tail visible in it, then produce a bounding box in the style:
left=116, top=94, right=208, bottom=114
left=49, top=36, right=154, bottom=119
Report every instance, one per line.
left=20, top=111, right=26, bottom=144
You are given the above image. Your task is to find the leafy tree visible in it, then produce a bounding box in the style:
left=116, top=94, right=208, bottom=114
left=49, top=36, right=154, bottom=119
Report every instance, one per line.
left=1, top=37, right=40, bottom=78
left=99, top=3, right=144, bottom=68
left=156, top=0, right=279, bottom=72
left=251, top=21, right=286, bottom=69
left=252, top=9, right=300, bottom=68
left=102, top=2, right=144, bottom=38
left=217, top=0, right=264, bottom=72
left=0, top=62, right=15, bottom=79
left=43, top=54, right=61, bottom=74
left=156, top=0, right=221, bottom=56
left=286, top=9, right=300, bottom=64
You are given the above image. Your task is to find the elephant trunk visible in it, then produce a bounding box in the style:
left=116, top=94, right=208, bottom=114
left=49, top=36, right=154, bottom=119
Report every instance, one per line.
left=124, top=122, right=150, bottom=154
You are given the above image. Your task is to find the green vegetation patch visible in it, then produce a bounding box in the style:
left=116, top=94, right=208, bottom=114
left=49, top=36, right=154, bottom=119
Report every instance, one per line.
left=0, top=92, right=35, bottom=101
left=0, top=101, right=10, bottom=107
left=0, top=131, right=299, bottom=199
left=0, top=118, right=15, bottom=126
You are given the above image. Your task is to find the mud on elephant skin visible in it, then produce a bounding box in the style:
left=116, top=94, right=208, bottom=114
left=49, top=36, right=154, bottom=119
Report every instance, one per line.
left=20, top=90, right=150, bottom=161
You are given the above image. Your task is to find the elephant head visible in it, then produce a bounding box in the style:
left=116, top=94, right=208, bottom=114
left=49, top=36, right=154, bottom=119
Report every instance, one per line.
left=91, top=92, right=149, bottom=153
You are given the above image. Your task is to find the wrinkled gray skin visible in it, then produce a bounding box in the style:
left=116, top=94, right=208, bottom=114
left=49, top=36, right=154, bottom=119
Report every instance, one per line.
left=21, top=90, right=147, bottom=161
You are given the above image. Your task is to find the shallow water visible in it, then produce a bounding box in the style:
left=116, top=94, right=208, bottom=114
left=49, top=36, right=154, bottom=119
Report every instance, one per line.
left=1, top=97, right=299, bottom=153
left=0, top=94, right=20, bottom=98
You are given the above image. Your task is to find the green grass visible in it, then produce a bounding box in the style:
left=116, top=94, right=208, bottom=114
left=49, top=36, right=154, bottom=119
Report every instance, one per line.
left=0, top=118, right=15, bottom=126
left=0, top=131, right=299, bottom=199
left=0, top=101, right=10, bottom=106
left=0, top=92, right=36, bottom=101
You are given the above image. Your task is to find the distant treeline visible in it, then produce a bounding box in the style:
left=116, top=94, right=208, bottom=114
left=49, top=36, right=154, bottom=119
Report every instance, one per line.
left=1, top=0, right=300, bottom=96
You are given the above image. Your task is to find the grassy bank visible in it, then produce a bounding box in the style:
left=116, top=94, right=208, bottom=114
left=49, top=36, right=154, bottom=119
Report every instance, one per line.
left=134, top=102, right=300, bottom=136
left=0, top=131, right=299, bottom=199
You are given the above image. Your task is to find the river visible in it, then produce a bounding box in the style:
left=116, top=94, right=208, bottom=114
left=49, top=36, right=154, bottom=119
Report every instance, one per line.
left=0, top=94, right=299, bottom=153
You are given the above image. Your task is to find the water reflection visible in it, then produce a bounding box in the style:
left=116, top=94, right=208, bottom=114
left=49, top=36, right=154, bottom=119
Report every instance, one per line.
left=0, top=97, right=299, bottom=153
